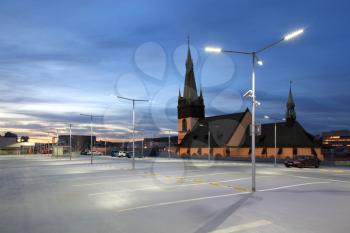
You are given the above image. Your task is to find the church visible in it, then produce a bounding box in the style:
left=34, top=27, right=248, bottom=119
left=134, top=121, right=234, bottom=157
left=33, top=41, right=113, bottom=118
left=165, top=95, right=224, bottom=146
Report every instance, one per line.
left=177, top=44, right=323, bottom=160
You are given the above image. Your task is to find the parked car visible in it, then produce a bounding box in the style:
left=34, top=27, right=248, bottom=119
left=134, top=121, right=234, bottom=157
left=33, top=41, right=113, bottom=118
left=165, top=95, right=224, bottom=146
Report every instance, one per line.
left=111, top=150, right=119, bottom=157
left=284, top=156, right=320, bottom=168
left=80, top=151, right=88, bottom=155
left=118, top=151, right=131, bottom=158
left=85, top=151, right=103, bottom=156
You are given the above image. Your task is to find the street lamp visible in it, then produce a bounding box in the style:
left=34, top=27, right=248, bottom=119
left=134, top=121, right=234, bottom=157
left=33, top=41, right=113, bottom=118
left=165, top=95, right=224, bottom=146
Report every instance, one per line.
left=69, top=123, right=72, bottom=161
left=264, top=115, right=285, bottom=167
left=205, top=28, right=304, bottom=192
left=199, top=124, right=211, bottom=161
left=80, top=114, right=104, bottom=164
left=116, top=96, right=149, bottom=169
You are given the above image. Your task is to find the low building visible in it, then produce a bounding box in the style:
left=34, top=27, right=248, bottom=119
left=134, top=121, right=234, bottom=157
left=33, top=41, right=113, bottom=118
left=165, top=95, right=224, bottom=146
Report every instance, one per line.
left=58, top=135, right=96, bottom=152
left=0, top=137, right=35, bottom=155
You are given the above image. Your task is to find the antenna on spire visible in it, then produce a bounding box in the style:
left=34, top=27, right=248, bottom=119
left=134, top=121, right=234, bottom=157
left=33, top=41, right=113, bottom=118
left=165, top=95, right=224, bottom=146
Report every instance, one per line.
left=290, top=80, right=292, bottom=88
left=187, top=35, right=190, bottom=48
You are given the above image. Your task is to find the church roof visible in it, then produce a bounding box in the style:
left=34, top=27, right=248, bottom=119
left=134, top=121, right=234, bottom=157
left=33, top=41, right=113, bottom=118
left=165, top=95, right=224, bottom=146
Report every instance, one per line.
left=242, top=121, right=316, bottom=148
left=179, top=110, right=249, bottom=147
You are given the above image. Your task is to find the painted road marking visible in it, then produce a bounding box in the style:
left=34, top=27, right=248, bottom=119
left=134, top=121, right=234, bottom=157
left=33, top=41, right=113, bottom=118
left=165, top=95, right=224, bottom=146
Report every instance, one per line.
left=258, top=182, right=329, bottom=192
left=210, top=220, right=272, bottom=233
left=89, top=177, right=253, bottom=196
left=290, top=175, right=350, bottom=185
left=117, top=181, right=330, bottom=213
left=117, top=191, right=250, bottom=212
left=72, top=177, right=152, bottom=187
left=234, top=185, right=250, bottom=193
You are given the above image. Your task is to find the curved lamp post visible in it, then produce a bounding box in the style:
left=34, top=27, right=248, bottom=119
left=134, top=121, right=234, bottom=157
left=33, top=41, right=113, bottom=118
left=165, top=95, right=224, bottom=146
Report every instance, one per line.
left=205, top=28, right=304, bottom=192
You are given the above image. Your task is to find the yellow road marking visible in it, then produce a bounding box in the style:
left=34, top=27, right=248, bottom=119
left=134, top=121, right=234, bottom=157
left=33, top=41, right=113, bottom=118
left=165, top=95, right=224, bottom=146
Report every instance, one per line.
left=208, top=182, right=221, bottom=187
left=234, top=185, right=250, bottom=192
left=210, top=220, right=272, bottom=233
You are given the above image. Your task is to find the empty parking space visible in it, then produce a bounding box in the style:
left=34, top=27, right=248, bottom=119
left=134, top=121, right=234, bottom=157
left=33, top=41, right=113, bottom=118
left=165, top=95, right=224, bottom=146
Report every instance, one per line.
left=0, top=155, right=350, bottom=233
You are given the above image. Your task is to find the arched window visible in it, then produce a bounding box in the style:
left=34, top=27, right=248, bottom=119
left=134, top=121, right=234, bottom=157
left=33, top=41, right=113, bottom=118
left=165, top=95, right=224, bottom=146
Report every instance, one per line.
left=182, top=119, right=187, bottom=132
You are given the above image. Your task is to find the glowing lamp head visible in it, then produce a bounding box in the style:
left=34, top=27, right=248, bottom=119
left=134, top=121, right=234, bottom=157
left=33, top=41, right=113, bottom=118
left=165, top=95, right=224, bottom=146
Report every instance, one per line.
left=205, top=47, right=223, bottom=53
left=257, top=60, right=263, bottom=66
left=284, top=28, right=304, bottom=41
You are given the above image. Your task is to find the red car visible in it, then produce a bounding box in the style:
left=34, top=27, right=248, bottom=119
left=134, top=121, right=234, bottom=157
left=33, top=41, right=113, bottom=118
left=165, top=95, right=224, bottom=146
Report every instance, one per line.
left=284, top=156, right=320, bottom=168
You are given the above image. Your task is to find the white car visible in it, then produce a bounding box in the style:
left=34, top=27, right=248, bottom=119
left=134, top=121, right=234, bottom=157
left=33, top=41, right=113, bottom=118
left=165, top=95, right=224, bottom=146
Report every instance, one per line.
left=118, top=151, right=130, bottom=158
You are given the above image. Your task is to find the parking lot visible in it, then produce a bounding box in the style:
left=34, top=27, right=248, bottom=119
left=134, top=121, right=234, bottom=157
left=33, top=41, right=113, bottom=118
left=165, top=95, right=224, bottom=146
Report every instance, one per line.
left=1, top=155, right=350, bottom=233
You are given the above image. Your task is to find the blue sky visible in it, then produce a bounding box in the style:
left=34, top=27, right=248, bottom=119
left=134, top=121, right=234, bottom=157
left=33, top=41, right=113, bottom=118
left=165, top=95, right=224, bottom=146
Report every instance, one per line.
left=0, top=0, right=349, bottom=139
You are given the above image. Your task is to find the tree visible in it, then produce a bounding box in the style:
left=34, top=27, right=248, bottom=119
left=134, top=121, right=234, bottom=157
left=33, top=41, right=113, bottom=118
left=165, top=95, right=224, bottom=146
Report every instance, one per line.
left=4, top=132, right=18, bottom=138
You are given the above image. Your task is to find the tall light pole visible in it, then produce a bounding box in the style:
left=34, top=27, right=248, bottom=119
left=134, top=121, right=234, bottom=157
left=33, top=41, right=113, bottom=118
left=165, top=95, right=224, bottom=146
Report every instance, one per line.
left=80, top=114, right=104, bottom=164
left=116, top=96, right=149, bottom=169
left=56, top=129, right=59, bottom=158
left=167, top=130, right=171, bottom=158
left=205, top=28, right=304, bottom=192
left=69, top=124, right=72, bottom=161
left=105, top=140, right=107, bottom=155
left=47, top=132, right=51, bottom=156
left=199, top=124, right=211, bottom=161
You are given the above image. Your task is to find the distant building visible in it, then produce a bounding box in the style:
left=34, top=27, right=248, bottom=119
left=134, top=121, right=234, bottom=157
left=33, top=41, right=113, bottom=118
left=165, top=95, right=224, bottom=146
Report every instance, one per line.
left=0, top=136, right=34, bottom=155
left=58, top=135, right=96, bottom=152
left=322, top=130, right=350, bottom=148
left=177, top=42, right=323, bottom=160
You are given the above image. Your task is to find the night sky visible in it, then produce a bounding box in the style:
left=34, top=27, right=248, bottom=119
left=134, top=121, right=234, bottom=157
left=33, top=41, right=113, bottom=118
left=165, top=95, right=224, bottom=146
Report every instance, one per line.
left=0, top=0, right=349, bottom=139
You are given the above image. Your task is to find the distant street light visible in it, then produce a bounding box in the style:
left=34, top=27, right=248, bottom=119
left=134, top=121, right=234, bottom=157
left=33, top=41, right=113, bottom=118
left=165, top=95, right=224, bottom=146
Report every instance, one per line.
left=69, top=124, right=72, bottom=161
left=80, top=114, right=104, bottom=164
left=205, top=28, right=304, bottom=192
left=199, top=124, right=211, bottom=161
left=116, top=96, right=149, bottom=169
left=264, top=115, right=284, bottom=167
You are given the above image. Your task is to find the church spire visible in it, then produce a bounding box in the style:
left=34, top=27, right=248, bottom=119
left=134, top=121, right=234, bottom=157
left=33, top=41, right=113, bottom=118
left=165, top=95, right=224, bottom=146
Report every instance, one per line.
left=183, top=36, right=198, bottom=102
left=286, top=81, right=296, bottom=124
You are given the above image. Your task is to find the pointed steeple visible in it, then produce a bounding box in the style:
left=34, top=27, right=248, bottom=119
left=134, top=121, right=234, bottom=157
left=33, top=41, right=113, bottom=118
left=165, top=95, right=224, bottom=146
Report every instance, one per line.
left=178, top=88, right=182, bottom=98
left=177, top=37, right=205, bottom=120
left=286, top=81, right=296, bottom=124
left=183, top=37, right=198, bottom=102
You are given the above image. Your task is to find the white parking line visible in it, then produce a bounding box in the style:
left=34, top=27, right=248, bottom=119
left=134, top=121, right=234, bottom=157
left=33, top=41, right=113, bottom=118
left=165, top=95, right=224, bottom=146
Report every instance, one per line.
left=88, top=177, right=255, bottom=196
left=116, top=181, right=330, bottom=213
left=258, top=182, right=329, bottom=192
left=73, top=171, right=243, bottom=187
left=210, top=220, right=272, bottom=233
left=289, top=175, right=350, bottom=185
left=117, top=191, right=250, bottom=212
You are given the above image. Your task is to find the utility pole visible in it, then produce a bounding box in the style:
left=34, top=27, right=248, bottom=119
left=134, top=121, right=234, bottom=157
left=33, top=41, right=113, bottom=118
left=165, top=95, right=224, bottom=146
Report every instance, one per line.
left=56, top=129, right=59, bottom=158
left=69, top=124, right=72, bottom=161
left=80, top=114, right=104, bottom=164
left=116, top=96, right=149, bottom=169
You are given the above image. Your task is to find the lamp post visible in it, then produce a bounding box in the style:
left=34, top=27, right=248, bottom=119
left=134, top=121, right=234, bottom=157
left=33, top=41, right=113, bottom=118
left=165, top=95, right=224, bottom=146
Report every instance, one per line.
left=69, top=124, right=72, bottom=161
left=116, top=96, right=149, bottom=169
left=264, top=115, right=285, bottom=167
left=80, top=114, right=104, bottom=164
left=104, top=140, right=107, bottom=156
left=56, top=129, right=59, bottom=158
left=199, top=124, right=211, bottom=161
left=167, top=130, right=172, bottom=158
left=205, top=28, right=304, bottom=192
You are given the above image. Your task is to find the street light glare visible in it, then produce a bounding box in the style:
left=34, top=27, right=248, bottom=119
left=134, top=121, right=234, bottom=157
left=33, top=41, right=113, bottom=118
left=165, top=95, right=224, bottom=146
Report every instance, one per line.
left=205, top=47, right=222, bottom=53
left=264, top=115, right=270, bottom=119
left=257, top=60, right=263, bottom=66
left=284, top=28, right=304, bottom=41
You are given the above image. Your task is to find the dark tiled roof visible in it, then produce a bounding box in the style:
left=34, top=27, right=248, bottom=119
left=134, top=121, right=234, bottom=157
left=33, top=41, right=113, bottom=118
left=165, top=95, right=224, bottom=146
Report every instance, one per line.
left=242, top=121, right=316, bottom=147
left=180, top=110, right=249, bottom=148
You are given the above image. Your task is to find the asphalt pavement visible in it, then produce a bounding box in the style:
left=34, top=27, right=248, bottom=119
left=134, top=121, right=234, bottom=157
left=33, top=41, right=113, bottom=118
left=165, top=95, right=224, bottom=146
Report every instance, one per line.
left=0, top=154, right=349, bottom=233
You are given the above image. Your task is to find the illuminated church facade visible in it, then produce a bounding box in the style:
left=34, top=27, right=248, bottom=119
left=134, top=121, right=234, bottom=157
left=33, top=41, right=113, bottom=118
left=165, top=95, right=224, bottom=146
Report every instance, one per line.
left=177, top=44, right=323, bottom=160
